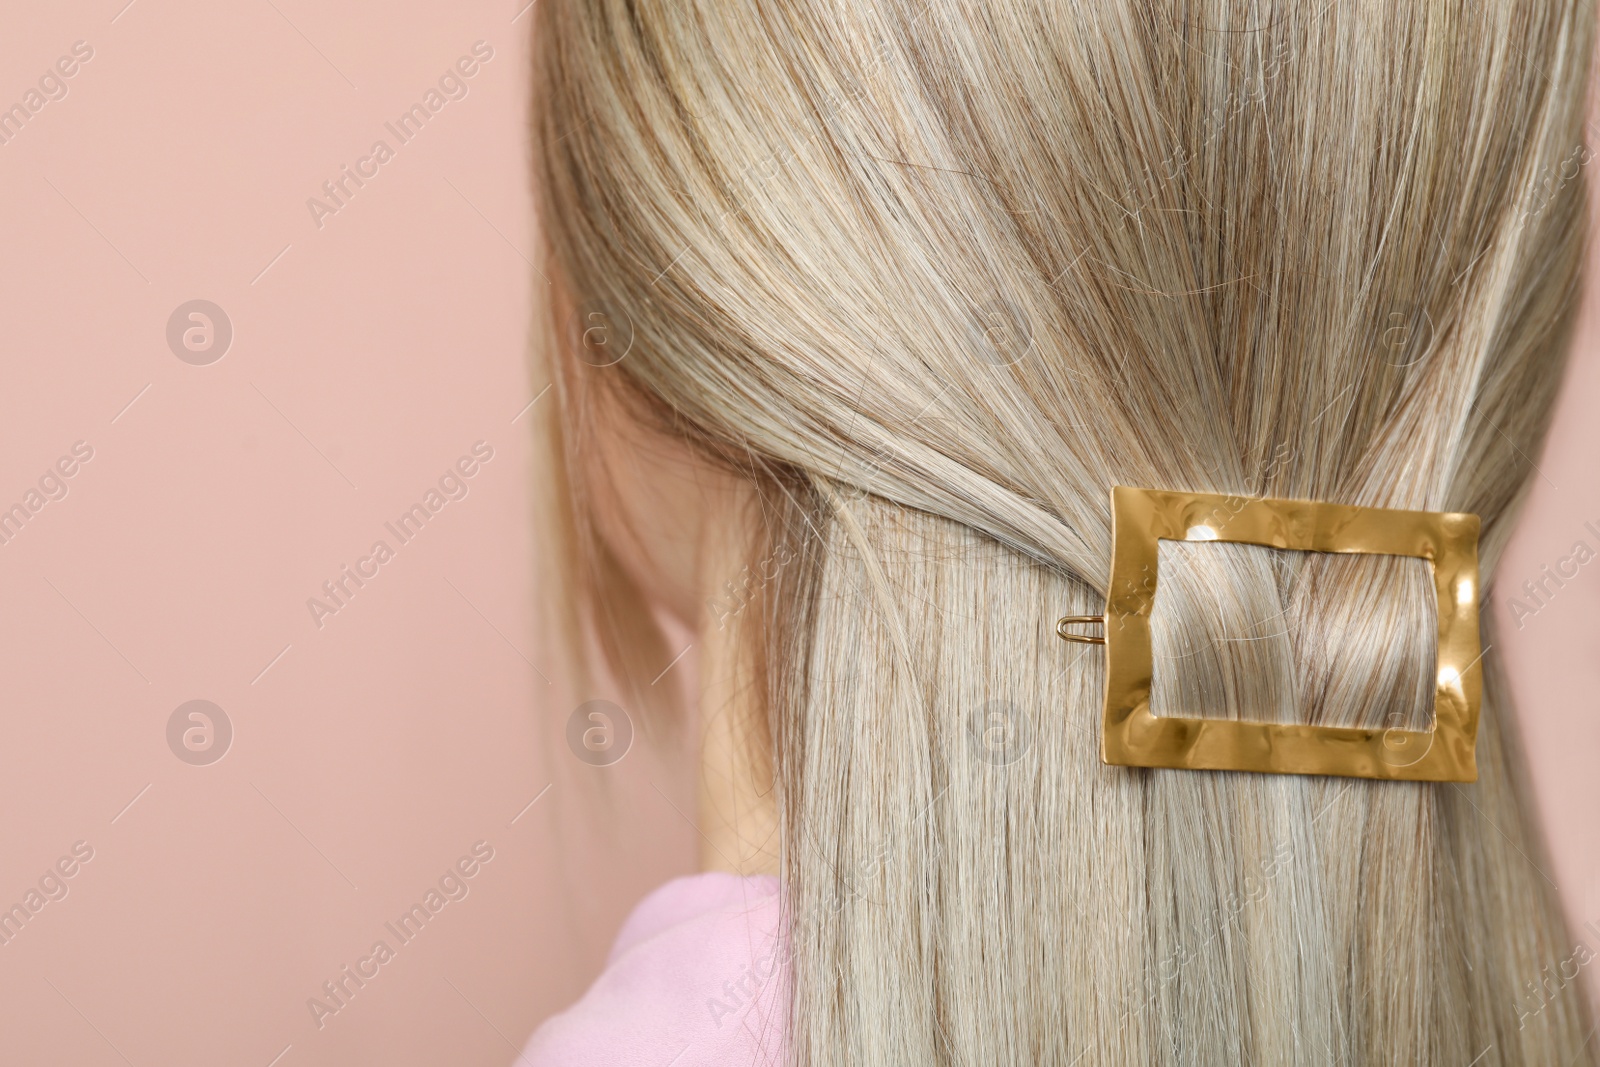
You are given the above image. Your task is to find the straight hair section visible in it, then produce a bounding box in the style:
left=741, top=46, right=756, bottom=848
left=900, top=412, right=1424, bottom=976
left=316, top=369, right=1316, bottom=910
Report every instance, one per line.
left=532, top=1, right=1598, bottom=1063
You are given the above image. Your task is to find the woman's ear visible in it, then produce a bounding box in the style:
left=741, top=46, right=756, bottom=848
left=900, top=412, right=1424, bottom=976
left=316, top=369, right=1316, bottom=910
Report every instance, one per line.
left=581, top=384, right=759, bottom=630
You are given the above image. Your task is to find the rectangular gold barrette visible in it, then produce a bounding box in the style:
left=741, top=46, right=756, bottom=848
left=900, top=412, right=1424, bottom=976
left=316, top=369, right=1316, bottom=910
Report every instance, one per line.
left=1058, top=486, right=1483, bottom=782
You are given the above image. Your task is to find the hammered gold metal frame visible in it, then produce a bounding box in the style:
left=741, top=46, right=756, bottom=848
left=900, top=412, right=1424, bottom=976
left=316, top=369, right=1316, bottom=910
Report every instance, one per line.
left=1092, top=486, right=1482, bottom=781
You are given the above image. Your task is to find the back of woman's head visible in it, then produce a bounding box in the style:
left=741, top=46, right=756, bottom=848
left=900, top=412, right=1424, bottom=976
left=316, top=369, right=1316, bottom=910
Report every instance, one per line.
left=533, top=1, right=1596, bottom=1062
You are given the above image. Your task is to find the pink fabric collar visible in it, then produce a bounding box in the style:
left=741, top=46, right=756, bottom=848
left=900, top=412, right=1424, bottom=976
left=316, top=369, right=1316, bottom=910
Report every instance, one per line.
left=521, top=873, right=787, bottom=1066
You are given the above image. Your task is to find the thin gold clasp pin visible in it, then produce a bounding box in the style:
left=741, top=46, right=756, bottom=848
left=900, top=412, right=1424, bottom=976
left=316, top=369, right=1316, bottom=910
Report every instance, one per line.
left=1056, top=614, right=1106, bottom=645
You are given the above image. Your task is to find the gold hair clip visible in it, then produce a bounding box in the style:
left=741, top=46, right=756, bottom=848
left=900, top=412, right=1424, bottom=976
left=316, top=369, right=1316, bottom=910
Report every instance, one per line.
left=1058, top=486, right=1482, bottom=782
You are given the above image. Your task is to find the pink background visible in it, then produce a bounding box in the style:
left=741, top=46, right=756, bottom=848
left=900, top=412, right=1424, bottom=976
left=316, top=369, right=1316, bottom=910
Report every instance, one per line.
left=0, top=3, right=697, bottom=1065
left=0, top=2, right=1592, bottom=1063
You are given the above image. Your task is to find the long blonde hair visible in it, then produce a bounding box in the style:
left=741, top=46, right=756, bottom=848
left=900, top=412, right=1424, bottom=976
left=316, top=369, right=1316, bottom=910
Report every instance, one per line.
left=531, top=1, right=1597, bottom=1062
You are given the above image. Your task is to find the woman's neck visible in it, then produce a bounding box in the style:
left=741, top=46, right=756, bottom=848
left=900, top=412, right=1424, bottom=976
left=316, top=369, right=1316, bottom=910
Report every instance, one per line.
left=694, top=508, right=780, bottom=877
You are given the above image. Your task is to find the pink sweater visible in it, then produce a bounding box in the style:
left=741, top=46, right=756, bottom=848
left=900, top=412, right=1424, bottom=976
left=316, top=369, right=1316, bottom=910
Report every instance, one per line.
left=520, top=873, right=787, bottom=1066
